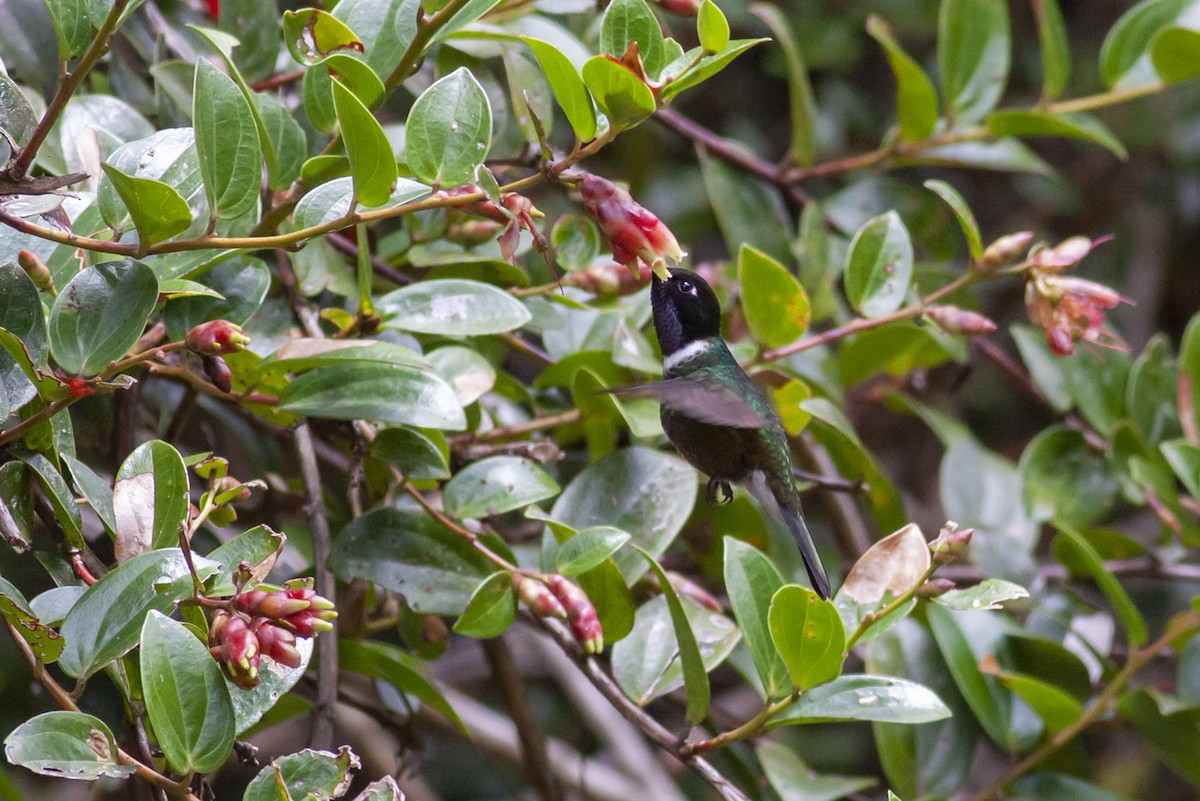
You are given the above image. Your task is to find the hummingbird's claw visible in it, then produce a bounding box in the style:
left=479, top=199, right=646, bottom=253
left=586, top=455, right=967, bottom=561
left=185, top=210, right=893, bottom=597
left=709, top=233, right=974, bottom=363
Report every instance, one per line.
left=706, top=478, right=733, bottom=506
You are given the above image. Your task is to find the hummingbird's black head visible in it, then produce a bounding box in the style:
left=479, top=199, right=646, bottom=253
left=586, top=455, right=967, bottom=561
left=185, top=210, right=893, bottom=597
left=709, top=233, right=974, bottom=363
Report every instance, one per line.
left=651, top=268, right=722, bottom=355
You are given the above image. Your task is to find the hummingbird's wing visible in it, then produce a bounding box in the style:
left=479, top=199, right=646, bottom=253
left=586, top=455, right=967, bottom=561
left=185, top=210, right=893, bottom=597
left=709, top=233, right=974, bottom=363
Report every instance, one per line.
left=603, top=375, right=767, bottom=428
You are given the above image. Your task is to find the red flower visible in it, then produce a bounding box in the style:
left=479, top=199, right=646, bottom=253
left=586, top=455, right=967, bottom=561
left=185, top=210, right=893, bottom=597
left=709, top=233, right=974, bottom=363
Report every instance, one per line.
left=186, top=320, right=250, bottom=355
left=580, top=174, right=685, bottom=280
left=1026, top=274, right=1129, bottom=356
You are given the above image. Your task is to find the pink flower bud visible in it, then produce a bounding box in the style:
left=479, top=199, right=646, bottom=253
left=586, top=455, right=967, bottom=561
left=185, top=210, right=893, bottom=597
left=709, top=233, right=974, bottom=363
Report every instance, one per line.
left=930, top=522, right=973, bottom=565
left=925, top=305, right=998, bottom=337
left=658, top=0, right=701, bottom=15
left=1032, top=236, right=1097, bottom=272
left=251, top=618, right=303, bottom=669
left=203, top=354, right=232, bottom=393
left=517, top=577, right=567, bottom=619
left=186, top=320, right=250, bottom=355
left=916, top=578, right=956, bottom=598
left=977, top=231, right=1034, bottom=271
left=579, top=173, right=685, bottom=280
left=545, top=574, right=604, bottom=654
left=664, top=572, right=721, bottom=611
left=209, top=611, right=261, bottom=688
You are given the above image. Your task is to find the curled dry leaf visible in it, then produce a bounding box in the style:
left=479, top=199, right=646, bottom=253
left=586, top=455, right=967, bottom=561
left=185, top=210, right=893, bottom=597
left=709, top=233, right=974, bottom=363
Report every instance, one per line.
left=841, top=523, right=930, bottom=604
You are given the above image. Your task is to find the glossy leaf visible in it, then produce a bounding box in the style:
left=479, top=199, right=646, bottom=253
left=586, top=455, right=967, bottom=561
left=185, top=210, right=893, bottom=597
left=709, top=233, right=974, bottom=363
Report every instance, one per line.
left=1053, top=525, right=1148, bottom=646
left=331, top=77, right=398, bottom=207
left=428, top=0, right=505, bottom=44
left=1099, top=0, right=1190, bottom=88
left=98, top=165, right=192, bottom=244
left=938, top=0, right=1011, bottom=123
left=339, top=639, right=465, bottom=732
left=982, top=663, right=1083, bottom=734
left=1034, top=0, right=1071, bottom=99
left=371, top=426, right=450, bottom=480
left=521, top=37, right=597, bottom=141
left=551, top=447, right=697, bottom=583
left=1126, top=334, right=1180, bottom=446
left=749, top=3, right=814, bottom=165
left=1162, top=439, right=1200, bottom=500
left=378, top=279, right=531, bottom=336
left=112, top=440, right=189, bottom=562
left=193, top=58, right=262, bottom=220
left=329, top=506, right=493, bottom=616
left=0, top=576, right=63, bottom=663
left=769, top=584, right=845, bottom=690
left=292, top=176, right=430, bottom=229
left=1118, top=689, right=1200, bottom=786
left=281, top=8, right=363, bottom=66
left=0, top=262, right=47, bottom=418
left=866, top=15, right=938, bottom=141
left=697, top=0, right=730, bottom=53
left=207, top=525, right=286, bottom=597
left=658, top=39, right=766, bottom=102
left=48, top=259, right=158, bottom=377
left=406, top=68, right=492, bottom=187
left=1151, top=25, right=1200, bottom=84
left=840, top=523, right=929, bottom=605
left=453, top=572, right=517, bottom=638
left=723, top=538, right=790, bottom=699
left=738, top=244, right=810, bottom=348
left=923, top=179, right=982, bottom=260
left=701, top=148, right=793, bottom=264
left=756, top=740, right=876, bottom=801
left=934, top=579, right=1029, bottom=611
left=44, top=0, right=92, bottom=60
left=555, top=527, right=630, bottom=576
left=427, top=345, right=495, bottom=406
left=140, top=611, right=234, bottom=774
left=443, top=456, right=560, bottom=519
left=243, top=747, right=360, bottom=801
left=278, top=362, right=466, bottom=430
left=767, top=674, right=951, bottom=726
left=58, top=549, right=200, bottom=678
left=335, top=0, right=422, bottom=77
left=600, top=0, right=665, bottom=77
left=844, top=211, right=914, bottom=318
left=581, top=55, right=655, bottom=130
left=3, top=712, right=136, bottom=780
left=987, top=109, right=1127, bottom=159
left=1012, top=773, right=1137, bottom=801
left=1020, top=426, right=1118, bottom=527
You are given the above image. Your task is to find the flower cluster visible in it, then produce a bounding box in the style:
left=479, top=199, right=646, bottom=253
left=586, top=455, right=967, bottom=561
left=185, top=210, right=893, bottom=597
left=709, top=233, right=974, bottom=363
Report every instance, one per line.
left=209, top=587, right=336, bottom=689
left=1023, top=237, right=1129, bottom=356
left=518, top=575, right=603, bottom=654
left=433, top=185, right=547, bottom=265
left=579, top=173, right=685, bottom=280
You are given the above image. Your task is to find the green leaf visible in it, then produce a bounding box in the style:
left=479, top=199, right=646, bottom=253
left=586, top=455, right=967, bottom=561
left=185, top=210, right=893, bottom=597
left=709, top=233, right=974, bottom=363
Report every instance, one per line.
left=1127, top=335, right=1180, bottom=445
left=453, top=572, right=517, bottom=638
left=0, top=576, right=64, bottom=663
left=13, top=451, right=82, bottom=547
left=923, top=179, right=982, bottom=261
left=1034, top=0, right=1071, bottom=99
left=724, top=539, right=790, bottom=699
left=1118, top=689, right=1200, bottom=786
left=521, top=37, right=597, bottom=142
left=600, top=0, right=665, bottom=77
left=331, top=77, right=398, bottom=207
left=427, top=345, right=495, bottom=406
left=756, top=740, right=876, bottom=801
left=837, top=322, right=951, bottom=386
left=555, top=527, right=631, bottom=576
left=96, top=128, right=201, bottom=240
left=378, top=279, right=531, bottom=335
left=193, top=58, right=262, bottom=221
left=632, top=546, right=709, bottom=721
left=0, top=262, right=48, bottom=418
left=371, top=427, right=450, bottom=480
left=443, top=456, right=560, bottom=519
left=1013, top=773, right=1137, bottom=801
left=938, top=0, right=1010, bottom=123
left=1151, top=25, right=1200, bottom=84
left=216, top=0, right=280, bottom=84
left=581, top=55, right=655, bottom=130
left=987, top=109, right=1127, bottom=159
left=58, top=549, right=199, bottom=678
left=701, top=148, right=793, bottom=264
left=292, top=176, right=431, bottom=229
left=866, top=15, right=939, bottom=141
left=1020, top=425, right=1118, bottom=527
left=697, top=0, right=730, bottom=53
left=925, top=603, right=1014, bottom=746
left=278, top=362, right=465, bottom=430
left=97, top=165, right=190, bottom=244
left=984, top=665, right=1083, bottom=734
left=339, top=639, right=465, bottom=732
left=1053, top=525, right=1148, bottom=646
left=281, top=8, right=363, bottom=66
left=256, top=93, right=307, bottom=191
left=738, top=245, right=809, bottom=349
left=405, top=68, right=492, bottom=187
left=551, top=447, right=697, bottom=584
left=113, top=440, right=189, bottom=562
left=329, top=505, right=493, bottom=616
left=844, top=211, right=914, bottom=318
left=749, top=4, right=814, bottom=165
left=904, top=138, right=1053, bottom=174
left=139, top=611, right=234, bottom=774
left=933, top=579, right=1029, bottom=611
left=229, top=637, right=312, bottom=735
left=244, top=747, right=360, bottom=801
left=1012, top=324, right=1072, bottom=411
left=3, top=711, right=136, bottom=780
left=0, top=73, right=37, bottom=151
left=207, top=524, right=286, bottom=597
left=578, top=558, right=636, bottom=643
left=767, top=674, right=951, bottom=726
left=769, top=584, right=845, bottom=691
left=611, top=593, right=738, bottom=707
left=44, top=0, right=92, bottom=60
left=1162, top=439, right=1200, bottom=500
left=1099, top=0, right=1189, bottom=88
left=658, top=39, right=766, bottom=102
left=48, top=259, right=158, bottom=377
left=164, top=257, right=271, bottom=341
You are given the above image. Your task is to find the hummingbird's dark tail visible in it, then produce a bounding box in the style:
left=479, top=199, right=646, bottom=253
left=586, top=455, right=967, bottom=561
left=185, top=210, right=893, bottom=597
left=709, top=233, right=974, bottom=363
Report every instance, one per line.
left=778, top=498, right=832, bottom=600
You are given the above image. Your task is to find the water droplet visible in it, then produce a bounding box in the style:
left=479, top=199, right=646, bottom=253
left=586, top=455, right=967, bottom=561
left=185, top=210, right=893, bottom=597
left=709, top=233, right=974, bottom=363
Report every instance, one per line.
left=449, top=121, right=459, bottom=132
left=476, top=141, right=486, bottom=150
left=858, top=693, right=877, bottom=705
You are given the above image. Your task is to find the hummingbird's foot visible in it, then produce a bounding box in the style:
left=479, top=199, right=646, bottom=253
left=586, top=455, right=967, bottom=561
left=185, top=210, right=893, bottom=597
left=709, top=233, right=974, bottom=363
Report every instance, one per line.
left=706, top=478, right=733, bottom=506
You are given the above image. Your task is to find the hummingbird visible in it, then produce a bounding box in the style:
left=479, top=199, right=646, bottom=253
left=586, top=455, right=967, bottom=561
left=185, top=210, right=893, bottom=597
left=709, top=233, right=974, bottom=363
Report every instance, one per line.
left=612, top=268, right=832, bottom=599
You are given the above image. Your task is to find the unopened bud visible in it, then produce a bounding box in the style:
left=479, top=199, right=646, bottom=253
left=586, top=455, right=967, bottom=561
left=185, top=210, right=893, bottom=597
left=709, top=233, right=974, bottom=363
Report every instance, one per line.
left=925, top=305, right=998, bottom=337
left=209, top=611, right=261, bottom=688
left=1031, top=235, right=1102, bottom=272
left=977, top=231, right=1034, bottom=271
left=186, top=320, right=250, bottom=355
left=657, top=0, right=701, bottom=15
left=203, top=354, right=232, bottom=393
left=545, top=574, right=604, bottom=654
left=517, top=576, right=567, bottom=619
left=251, top=618, right=303, bottom=669
left=916, top=578, right=956, bottom=598
left=930, top=522, right=974, bottom=565
left=17, top=250, right=55, bottom=295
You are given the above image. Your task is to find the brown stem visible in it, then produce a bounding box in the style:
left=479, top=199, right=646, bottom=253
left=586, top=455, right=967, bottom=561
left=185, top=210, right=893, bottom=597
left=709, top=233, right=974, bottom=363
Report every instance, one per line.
left=399, top=478, right=519, bottom=572
left=8, top=0, right=130, bottom=178
left=447, top=409, right=581, bottom=446
left=0, top=396, right=75, bottom=448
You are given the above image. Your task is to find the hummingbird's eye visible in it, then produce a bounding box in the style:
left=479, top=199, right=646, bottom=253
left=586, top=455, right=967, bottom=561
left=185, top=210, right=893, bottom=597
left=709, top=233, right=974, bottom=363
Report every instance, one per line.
left=678, top=279, right=695, bottom=294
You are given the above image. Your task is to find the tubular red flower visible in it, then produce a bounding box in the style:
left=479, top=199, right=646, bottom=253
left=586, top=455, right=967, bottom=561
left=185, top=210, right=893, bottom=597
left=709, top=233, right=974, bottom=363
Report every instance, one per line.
left=579, top=173, right=685, bottom=279
left=186, top=320, right=250, bottom=355
left=545, top=574, right=604, bottom=654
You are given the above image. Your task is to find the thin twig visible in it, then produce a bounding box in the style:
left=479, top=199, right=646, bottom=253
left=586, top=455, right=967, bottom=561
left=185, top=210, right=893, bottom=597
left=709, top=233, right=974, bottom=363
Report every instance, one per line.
left=447, top=409, right=581, bottom=446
